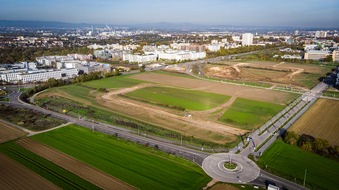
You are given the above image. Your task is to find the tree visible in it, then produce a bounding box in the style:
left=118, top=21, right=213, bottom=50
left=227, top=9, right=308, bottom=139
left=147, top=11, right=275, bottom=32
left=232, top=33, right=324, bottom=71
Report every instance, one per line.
left=323, top=55, right=333, bottom=62
left=313, top=138, right=330, bottom=153
left=301, top=141, right=313, bottom=152
left=284, top=131, right=299, bottom=146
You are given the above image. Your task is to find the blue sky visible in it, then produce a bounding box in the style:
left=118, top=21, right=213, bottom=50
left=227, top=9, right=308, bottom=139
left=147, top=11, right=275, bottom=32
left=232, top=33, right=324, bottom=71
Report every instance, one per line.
left=0, top=0, right=338, bottom=27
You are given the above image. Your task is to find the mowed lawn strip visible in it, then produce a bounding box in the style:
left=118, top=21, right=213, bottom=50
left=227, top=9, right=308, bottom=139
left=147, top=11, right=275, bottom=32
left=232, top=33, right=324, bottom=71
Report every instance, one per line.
left=125, top=86, right=230, bottom=111
left=219, top=98, right=283, bottom=130
left=0, top=141, right=100, bottom=190
left=257, top=140, right=339, bottom=190
left=32, top=125, right=211, bottom=190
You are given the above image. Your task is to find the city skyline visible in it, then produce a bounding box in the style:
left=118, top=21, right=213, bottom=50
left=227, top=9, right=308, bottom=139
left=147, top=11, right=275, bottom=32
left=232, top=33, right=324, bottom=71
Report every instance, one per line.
left=0, top=0, right=339, bottom=28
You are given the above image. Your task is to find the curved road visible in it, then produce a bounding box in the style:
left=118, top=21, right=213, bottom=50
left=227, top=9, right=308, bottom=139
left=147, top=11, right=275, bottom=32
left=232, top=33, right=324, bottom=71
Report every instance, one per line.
left=2, top=79, right=312, bottom=189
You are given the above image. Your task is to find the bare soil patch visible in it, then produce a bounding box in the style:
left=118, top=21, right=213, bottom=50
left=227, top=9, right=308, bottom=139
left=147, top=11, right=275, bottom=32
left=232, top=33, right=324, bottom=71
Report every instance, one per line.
left=99, top=92, right=244, bottom=143
left=0, top=121, right=28, bottom=143
left=204, top=61, right=327, bottom=89
left=17, top=138, right=136, bottom=190
left=0, top=153, right=60, bottom=190
left=208, top=183, right=240, bottom=190
left=290, top=98, right=339, bottom=146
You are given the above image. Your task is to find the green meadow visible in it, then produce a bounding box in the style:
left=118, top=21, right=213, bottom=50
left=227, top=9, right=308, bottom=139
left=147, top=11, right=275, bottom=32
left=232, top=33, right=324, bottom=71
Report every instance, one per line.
left=257, top=140, right=339, bottom=190
left=125, top=86, right=230, bottom=111
left=219, top=98, right=283, bottom=130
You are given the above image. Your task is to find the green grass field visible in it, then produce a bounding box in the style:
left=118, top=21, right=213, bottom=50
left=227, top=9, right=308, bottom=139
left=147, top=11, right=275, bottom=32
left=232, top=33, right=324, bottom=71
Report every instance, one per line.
left=83, top=75, right=143, bottom=89
left=257, top=140, right=339, bottom=190
left=125, top=86, right=230, bottom=111
left=32, top=125, right=211, bottom=190
left=219, top=98, right=283, bottom=130
left=0, top=141, right=99, bottom=190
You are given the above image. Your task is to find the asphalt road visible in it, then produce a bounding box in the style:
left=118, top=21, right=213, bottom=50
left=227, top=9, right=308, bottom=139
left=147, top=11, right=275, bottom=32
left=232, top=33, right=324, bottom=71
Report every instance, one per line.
left=237, top=82, right=328, bottom=157
left=2, top=88, right=210, bottom=166
left=202, top=153, right=260, bottom=184
left=251, top=170, right=307, bottom=190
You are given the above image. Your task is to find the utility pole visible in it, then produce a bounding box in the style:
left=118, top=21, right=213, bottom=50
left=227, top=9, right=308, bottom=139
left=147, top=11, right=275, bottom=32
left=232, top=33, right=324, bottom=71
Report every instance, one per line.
left=303, top=169, right=307, bottom=187
left=92, top=120, right=94, bottom=133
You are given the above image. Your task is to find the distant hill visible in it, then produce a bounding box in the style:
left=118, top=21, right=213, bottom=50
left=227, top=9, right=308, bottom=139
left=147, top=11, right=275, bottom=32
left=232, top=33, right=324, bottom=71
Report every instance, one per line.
left=0, top=20, right=337, bottom=31
left=0, top=20, right=100, bottom=28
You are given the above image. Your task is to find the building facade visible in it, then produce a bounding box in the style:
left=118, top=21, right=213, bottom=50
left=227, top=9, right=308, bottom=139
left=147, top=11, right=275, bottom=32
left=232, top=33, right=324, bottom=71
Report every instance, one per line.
left=242, top=33, right=253, bottom=46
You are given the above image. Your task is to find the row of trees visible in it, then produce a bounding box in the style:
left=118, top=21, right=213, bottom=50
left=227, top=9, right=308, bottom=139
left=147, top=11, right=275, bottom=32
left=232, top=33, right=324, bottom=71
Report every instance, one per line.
left=282, top=131, right=339, bottom=161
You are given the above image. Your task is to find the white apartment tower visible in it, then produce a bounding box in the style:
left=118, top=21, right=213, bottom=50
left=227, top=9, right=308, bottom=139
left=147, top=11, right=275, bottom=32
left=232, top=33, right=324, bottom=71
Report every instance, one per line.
left=242, top=33, right=253, bottom=46
left=315, top=31, right=327, bottom=38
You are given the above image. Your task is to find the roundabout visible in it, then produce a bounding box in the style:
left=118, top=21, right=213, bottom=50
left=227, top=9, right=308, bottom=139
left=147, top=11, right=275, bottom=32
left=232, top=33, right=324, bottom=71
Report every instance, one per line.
left=202, top=153, right=260, bottom=183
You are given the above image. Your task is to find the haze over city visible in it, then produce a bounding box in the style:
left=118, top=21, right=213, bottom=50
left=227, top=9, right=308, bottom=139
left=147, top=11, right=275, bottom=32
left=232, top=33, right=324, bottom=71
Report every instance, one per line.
left=1, top=0, right=339, bottom=28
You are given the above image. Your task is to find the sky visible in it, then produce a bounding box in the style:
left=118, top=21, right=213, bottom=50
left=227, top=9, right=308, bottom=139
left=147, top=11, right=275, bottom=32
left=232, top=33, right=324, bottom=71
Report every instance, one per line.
left=0, top=0, right=338, bottom=28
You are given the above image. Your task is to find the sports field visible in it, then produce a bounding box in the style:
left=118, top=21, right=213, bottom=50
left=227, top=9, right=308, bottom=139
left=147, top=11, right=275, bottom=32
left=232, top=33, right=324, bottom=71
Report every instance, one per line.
left=290, top=98, right=339, bottom=146
left=125, top=86, right=230, bottom=111
left=219, top=98, right=284, bottom=130
left=32, top=124, right=211, bottom=190
left=257, top=140, right=339, bottom=190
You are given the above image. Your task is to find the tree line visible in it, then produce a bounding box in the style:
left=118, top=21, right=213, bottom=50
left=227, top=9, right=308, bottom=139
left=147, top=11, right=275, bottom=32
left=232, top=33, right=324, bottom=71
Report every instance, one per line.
left=282, top=131, right=339, bottom=161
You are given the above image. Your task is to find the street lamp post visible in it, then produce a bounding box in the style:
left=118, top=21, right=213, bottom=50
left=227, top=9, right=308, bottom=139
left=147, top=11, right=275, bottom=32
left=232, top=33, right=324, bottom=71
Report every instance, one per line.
left=303, top=169, right=307, bottom=186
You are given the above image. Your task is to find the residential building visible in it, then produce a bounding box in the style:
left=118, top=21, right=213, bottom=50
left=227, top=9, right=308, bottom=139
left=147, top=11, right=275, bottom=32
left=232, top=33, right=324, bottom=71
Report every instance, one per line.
left=315, top=31, right=327, bottom=38
left=333, top=50, right=339, bottom=62
left=304, top=50, right=331, bottom=60
left=206, top=44, right=220, bottom=52
left=242, top=33, right=253, bottom=46
left=17, top=68, right=78, bottom=83
left=123, top=54, right=157, bottom=63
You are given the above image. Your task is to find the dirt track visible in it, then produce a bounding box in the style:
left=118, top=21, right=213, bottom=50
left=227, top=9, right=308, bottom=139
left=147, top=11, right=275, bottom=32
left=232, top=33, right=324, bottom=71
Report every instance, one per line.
left=17, top=139, right=137, bottom=190
left=0, top=153, right=60, bottom=190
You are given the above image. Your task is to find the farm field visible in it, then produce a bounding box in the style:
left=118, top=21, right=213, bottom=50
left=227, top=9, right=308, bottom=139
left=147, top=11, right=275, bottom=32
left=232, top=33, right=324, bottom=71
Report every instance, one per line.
left=35, top=72, right=297, bottom=146
left=18, top=138, right=136, bottom=190
left=0, top=121, right=27, bottom=143
left=125, top=86, right=230, bottom=111
left=218, top=98, right=284, bottom=130
left=0, top=141, right=100, bottom=190
left=203, top=61, right=329, bottom=89
left=31, top=124, right=211, bottom=190
left=0, top=153, right=59, bottom=190
left=289, top=98, right=339, bottom=146
left=257, top=140, right=339, bottom=190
